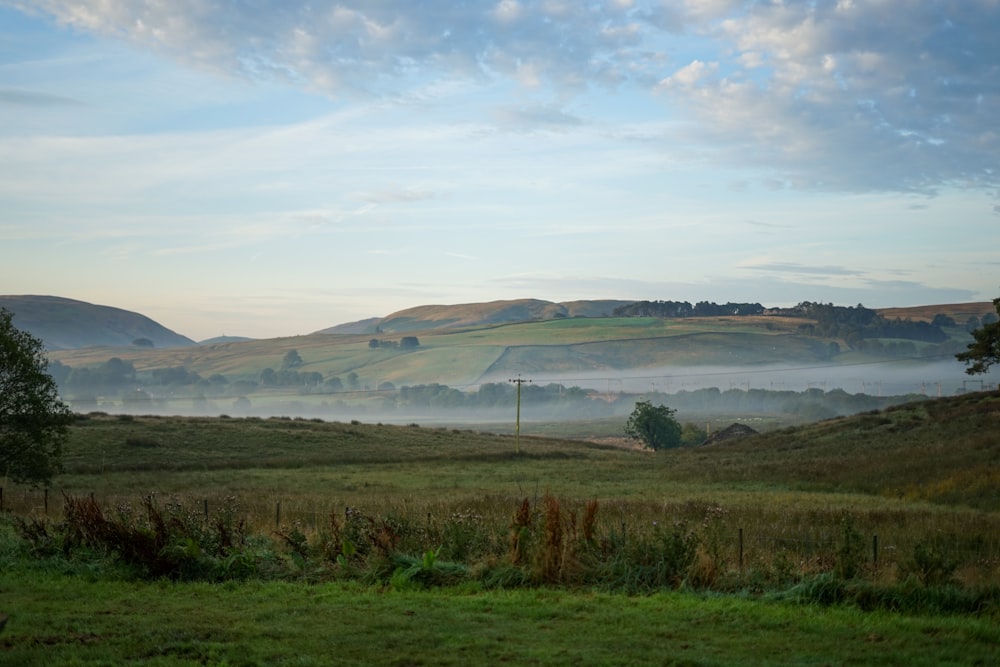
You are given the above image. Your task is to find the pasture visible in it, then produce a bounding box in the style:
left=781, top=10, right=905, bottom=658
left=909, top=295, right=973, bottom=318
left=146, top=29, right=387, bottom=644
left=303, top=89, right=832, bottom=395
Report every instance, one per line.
left=1, top=391, right=999, bottom=664
left=45, top=315, right=849, bottom=389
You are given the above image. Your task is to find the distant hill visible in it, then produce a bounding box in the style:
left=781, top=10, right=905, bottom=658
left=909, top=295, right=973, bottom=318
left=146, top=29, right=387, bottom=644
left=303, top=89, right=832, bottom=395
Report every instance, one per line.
left=316, top=317, right=383, bottom=335
left=0, top=295, right=196, bottom=350
left=315, top=299, right=635, bottom=334
left=318, top=299, right=996, bottom=336
left=199, top=335, right=257, bottom=345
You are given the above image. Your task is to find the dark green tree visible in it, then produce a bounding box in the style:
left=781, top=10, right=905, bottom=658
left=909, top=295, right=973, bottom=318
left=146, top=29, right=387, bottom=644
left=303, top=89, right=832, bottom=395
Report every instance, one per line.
left=931, top=314, right=956, bottom=327
left=282, top=349, right=303, bottom=369
left=956, top=297, right=1000, bottom=375
left=259, top=367, right=276, bottom=385
left=0, top=308, right=73, bottom=486
left=625, top=399, right=683, bottom=450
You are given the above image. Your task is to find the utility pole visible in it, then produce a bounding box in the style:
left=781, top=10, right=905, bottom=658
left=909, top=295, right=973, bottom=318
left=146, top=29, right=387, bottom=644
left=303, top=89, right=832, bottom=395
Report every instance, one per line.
left=509, top=375, right=531, bottom=454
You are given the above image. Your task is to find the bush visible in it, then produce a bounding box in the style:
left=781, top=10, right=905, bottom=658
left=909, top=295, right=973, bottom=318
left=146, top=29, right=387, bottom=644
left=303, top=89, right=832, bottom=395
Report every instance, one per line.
left=25, top=494, right=260, bottom=581
left=900, top=540, right=959, bottom=587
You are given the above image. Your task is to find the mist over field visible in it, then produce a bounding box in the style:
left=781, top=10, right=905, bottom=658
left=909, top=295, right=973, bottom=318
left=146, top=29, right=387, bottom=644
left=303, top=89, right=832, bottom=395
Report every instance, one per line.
left=519, top=358, right=988, bottom=398
left=22, top=294, right=997, bottom=427
left=63, top=357, right=994, bottom=432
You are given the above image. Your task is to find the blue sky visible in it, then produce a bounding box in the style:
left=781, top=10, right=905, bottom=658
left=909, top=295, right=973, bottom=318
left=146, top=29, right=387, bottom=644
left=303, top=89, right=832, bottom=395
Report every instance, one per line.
left=1, top=1, right=998, bottom=340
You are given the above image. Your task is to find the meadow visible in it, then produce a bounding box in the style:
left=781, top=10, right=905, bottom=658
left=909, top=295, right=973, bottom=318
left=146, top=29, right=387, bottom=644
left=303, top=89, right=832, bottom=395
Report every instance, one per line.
left=1, top=391, right=998, bottom=664
left=45, top=314, right=883, bottom=391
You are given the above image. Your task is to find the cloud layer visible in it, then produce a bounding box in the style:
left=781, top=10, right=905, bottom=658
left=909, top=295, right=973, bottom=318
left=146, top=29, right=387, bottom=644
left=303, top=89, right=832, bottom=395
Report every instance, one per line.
left=11, top=0, right=999, bottom=196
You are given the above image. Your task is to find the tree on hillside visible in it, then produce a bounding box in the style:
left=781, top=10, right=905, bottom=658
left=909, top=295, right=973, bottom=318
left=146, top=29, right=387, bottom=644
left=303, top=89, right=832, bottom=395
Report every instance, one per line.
left=282, top=349, right=303, bottom=369
left=0, top=307, right=73, bottom=486
left=956, top=297, right=1000, bottom=375
left=624, top=399, right=683, bottom=450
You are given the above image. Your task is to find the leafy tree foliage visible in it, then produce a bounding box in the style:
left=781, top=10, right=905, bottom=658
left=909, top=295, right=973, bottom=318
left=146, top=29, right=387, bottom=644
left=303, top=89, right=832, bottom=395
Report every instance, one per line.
left=931, top=314, right=956, bottom=327
left=282, top=349, right=304, bottom=369
left=956, top=297, right=1000, bottom=375
left=614, top=300, right=764, bottom=318
left=0, top=308, right=72, bottom=486
left=776, top=302, right=948, bottom=346
left=624, top=399, right=683, bottom=450
left=64, top=357, right=136, bottom=389
left=151, top=366, right=203, bottom=386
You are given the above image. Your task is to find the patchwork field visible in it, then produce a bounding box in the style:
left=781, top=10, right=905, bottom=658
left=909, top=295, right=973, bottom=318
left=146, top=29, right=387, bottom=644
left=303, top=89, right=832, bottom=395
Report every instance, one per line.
left=44, top=315, right=879, bottom=388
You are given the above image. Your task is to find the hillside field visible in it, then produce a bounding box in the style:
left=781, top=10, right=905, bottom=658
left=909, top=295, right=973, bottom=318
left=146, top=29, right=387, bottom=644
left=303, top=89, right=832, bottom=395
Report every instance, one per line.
left=1, top=391, right=998, bottom=663
left=43, top=306, right=996, bottom=422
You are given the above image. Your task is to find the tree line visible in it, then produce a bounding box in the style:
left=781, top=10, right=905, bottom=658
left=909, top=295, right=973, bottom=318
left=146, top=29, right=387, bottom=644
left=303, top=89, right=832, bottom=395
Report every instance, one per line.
left=613, top=300, right=765, bottom=318
left=615, top=299, right=985, bottom=350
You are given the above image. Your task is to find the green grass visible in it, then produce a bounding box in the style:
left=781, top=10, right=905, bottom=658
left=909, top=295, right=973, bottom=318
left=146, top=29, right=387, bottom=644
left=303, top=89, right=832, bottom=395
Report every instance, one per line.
left=45, top=391, right=1000, bottom=511
left=3, top=392, right=999, bottom=664
left=2, top=569, right=997, bottom=666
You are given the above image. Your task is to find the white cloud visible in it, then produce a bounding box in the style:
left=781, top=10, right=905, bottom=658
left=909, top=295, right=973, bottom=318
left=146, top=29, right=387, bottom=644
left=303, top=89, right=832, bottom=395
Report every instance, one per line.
left=2, top=0, right=999, bottom=340
left=658, top=59, right=718, bottom=88
left=8, top=0, right=996, bottom=197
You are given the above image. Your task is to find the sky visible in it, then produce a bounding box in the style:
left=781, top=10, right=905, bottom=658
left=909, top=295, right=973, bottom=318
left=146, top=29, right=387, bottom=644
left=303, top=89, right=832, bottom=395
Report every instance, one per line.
left=1, top=0, right=998, bottom=341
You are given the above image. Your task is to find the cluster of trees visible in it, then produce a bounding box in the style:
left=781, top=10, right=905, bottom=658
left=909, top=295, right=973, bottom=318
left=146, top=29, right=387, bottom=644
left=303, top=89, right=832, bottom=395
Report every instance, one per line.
left=848, top=338, right=966, bottom=359
left=393, top=382, right=599, bottom=415
left=48, top=357, right=136, bottom=388
left=50, top=357, right=229, bottom=391
left=663, top=386, right=920, bottom=420
left=613, top=300, right=765, bottom=318
left=776, top=302, right=949, bottom=346
left=368, top=336, right=420, bottom=350
left=614, top=299, right=979, bottom=352
left=378, top=381, right=928, bottom=424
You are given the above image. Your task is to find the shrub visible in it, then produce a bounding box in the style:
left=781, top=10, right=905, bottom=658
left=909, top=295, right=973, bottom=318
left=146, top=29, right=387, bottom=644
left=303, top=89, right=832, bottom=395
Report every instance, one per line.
left=900, top=540, right=959, bottom=587
left=51, top=494, right=257, bottom=581
left=835, top=513, right=866, bottom=580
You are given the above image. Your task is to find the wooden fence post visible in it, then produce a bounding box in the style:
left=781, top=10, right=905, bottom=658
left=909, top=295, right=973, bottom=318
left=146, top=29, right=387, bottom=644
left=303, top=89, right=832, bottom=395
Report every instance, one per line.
left=872, top=534, right=879, bottom=568
left=276, top=501, right=281, bottom=529
left=44, top=488, right=49, bottom=515
left=204, top=499, right=209, bottom=521
left=738, top=528, right=744, bottom=571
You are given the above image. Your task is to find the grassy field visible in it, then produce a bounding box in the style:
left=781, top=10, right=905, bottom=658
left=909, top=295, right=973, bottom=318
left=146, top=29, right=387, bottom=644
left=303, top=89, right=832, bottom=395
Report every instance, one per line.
left=2, top=570, right=997, bottom=666
left=46, top=315, right=871, bottom=389
left=2, top=392, right=998, bottom=664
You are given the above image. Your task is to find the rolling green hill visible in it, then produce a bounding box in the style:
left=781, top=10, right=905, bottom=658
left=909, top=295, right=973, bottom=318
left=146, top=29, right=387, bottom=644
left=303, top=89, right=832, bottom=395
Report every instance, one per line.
left=49, top=308, right=985, bottom=385
left=315, top=298, right=633, bottom=334
left=45, top=314, right=840, bottom=387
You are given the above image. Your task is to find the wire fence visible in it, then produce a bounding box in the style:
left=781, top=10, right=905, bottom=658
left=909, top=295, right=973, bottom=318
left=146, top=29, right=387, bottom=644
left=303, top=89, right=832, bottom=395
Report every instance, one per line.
left=5, top=487, right=999, bottom=584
